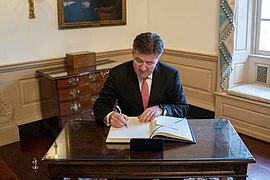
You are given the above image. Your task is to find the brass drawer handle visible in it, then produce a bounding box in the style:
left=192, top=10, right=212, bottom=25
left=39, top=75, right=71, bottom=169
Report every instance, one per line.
left=89, top=82, right=101, bottom=90
left=70, top=102, right=81, bottom=112
left=89, top=73, right=97, bottom=81
left=68, top=77, right=79, bottom=85
left=100, top=70, right=109, bottom=79
left=69, top=89, right=80, bottom=98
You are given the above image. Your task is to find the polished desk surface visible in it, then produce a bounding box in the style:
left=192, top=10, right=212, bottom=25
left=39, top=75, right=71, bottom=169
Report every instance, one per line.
left=43, top=119, right=254, bottom=162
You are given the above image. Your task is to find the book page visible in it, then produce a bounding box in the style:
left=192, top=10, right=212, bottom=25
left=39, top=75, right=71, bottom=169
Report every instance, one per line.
left=151, top=116, right=194, bottom=142
left=106, top=116, right=195, bottom=143
left=106, top=117, right=153, bottom=143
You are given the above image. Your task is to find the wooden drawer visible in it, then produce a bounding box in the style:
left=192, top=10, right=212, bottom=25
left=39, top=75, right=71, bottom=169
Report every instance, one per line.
left=58, top=97, right=97, bottom=116
left=58, top=81, right=104, bottom=102
left=56, top=70, right=109, bottom=90
left=58, top=85, right=88, bottom=102
left=57, top=75, right=90, bottom=89
left=88, top=81, right=105, bottom=94
left=88, top=70, right=109, bottom=82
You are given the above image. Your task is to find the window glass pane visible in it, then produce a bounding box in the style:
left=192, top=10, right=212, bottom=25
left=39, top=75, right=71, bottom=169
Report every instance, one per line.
left=259, top=21, right=270, bottom=51
left=261, top=0, right=270, bottom=19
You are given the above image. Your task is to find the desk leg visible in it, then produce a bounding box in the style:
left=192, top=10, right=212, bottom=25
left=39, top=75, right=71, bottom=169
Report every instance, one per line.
left=233, top=164, right=248, bottom=180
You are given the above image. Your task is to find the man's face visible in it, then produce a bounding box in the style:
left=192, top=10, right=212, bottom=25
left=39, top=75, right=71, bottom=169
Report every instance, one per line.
left=132, top=50, right=158, bottom=79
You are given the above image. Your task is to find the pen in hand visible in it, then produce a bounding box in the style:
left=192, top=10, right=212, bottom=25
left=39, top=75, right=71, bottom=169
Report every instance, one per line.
left=115, top=106, right=128, bottom=128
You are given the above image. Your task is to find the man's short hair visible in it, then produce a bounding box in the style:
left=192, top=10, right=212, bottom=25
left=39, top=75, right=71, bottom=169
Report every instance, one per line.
left=133, top=32, right=164, bottom=57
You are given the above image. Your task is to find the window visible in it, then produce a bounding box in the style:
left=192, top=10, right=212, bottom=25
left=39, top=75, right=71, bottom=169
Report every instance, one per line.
left=255, top=0, right=270, bottom=56
left=228, top=0, right=270, bottom=88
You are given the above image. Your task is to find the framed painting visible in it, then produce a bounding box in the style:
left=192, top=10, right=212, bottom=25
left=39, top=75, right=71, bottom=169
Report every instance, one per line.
left=57, top=0, right=126, bottom=29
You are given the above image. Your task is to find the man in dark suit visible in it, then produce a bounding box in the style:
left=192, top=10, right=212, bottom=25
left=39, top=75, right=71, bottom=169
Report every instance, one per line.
left=93, top=32, right=189, bottom=128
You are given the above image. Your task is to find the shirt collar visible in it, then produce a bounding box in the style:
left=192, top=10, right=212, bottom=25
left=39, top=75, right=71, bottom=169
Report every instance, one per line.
left=139, top=73, right=153, bottom=81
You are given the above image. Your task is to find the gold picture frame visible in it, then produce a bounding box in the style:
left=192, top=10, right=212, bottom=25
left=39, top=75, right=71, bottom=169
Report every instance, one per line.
left=57, top=0, right=126, bottom=29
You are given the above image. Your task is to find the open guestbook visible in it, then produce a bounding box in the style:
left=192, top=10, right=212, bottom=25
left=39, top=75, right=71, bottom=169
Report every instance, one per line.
left=106, top=116, right=196, bottom=143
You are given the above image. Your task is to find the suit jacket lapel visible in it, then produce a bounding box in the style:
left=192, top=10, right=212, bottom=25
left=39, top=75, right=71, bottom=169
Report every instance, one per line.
left=149, top=62, right=161, bottom=107
left=127, top=62, right=144, bottom=109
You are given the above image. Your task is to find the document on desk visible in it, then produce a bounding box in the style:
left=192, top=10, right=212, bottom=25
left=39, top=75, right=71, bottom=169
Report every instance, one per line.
left=106, top=116, right=196, bottom=143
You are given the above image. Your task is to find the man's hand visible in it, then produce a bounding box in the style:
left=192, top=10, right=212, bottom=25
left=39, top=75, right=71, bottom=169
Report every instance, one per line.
left=138, top=105, right=163, bottom=123
left=109, top=112, right=128, bottom=128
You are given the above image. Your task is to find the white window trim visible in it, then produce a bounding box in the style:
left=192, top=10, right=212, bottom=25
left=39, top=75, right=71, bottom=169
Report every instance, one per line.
left=254, top=0, right=270, bottom=56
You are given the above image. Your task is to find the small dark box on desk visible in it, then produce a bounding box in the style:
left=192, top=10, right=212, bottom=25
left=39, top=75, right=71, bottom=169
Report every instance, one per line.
left=66, top=51, right=96, bottom=69
left=130, top=138, right=164, bottom=151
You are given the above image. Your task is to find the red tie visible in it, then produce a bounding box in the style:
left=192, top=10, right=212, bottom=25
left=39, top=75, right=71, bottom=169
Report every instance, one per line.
left=141, top=78, right=149, bottom=109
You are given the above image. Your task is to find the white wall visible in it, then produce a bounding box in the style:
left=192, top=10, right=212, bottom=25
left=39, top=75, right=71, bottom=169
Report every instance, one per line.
left=0, top=0, right=219, bottom=65
left=0, top=0, right=148, bottom=65
left=148, top=0, right=219, bottom=55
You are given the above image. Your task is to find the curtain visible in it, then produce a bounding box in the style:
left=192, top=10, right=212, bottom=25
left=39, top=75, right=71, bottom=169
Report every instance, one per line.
left=219, top=0, right=236, bottom=90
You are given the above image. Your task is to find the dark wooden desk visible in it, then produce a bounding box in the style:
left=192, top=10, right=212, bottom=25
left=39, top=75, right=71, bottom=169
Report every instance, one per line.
left=42, top=119, right=255, bottom=180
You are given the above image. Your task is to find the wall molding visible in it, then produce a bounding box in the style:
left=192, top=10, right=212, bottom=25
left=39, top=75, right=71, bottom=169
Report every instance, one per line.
left=97, top=49, right=131, bottom=60
left=162, top=49, right=218, bottom=111
left=0, top=49, right=217, bottom=73
left=163, top=49, right=217, bottom=63
left=0, top=58, right=65, bottom=73
left=0, top=49, right=132, bottom=73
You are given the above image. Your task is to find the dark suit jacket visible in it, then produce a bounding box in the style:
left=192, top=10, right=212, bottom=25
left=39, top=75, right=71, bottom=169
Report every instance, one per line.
left=93, top=60, right=189, bottom=126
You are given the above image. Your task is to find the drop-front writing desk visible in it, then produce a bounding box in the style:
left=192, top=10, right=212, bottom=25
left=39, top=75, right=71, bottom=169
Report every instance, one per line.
left=42, top=119, right=255, bottom=180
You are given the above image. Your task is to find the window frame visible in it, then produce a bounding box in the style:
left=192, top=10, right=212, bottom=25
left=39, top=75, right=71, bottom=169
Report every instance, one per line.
left=254, top=0, right=270, bottom=56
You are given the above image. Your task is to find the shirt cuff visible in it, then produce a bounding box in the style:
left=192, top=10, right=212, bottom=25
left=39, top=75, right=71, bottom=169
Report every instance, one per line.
left=105, top=111, right=114, bottom=126
left=163, top=108, right=168, bottom=116
left=159, top=104, right=167, bottom=116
